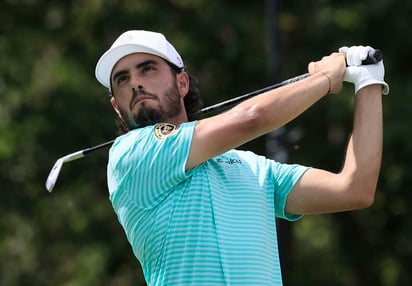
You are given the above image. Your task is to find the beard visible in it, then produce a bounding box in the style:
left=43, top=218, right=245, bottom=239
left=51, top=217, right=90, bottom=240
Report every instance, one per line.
left=117, top=80, right=182, bottom=130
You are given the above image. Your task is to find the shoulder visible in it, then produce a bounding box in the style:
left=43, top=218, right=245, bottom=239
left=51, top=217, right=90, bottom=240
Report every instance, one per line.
left=112, top=122, right=195, bottom=149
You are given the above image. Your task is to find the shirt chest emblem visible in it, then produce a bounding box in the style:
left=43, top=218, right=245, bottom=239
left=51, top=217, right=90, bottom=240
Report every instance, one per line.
left=154, top=123, right=178, bottom=139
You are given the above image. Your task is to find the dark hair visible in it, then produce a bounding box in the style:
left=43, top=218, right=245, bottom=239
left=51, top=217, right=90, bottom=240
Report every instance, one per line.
left=112, top=63, right=203, bottom=135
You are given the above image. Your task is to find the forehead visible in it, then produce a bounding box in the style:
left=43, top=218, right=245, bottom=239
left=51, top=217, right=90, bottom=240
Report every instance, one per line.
left=112, top=53, right=166, bottom=73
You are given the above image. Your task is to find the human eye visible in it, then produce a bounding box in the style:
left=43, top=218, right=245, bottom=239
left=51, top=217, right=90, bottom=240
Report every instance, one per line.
left=115, top=74, right=129, bottom=85
left=142, top=65, right=156, bottom=73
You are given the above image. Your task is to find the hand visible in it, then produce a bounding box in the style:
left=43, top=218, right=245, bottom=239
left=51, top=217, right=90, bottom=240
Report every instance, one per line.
left=339, top=46, right=389, bottom=95
left=308, top=52, right=346, bottom=94
left=339, top=45, right=374, bottom=66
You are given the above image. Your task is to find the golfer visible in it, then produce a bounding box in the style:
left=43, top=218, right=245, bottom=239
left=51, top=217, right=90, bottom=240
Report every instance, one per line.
left=95, top=30, right=388, bottom=285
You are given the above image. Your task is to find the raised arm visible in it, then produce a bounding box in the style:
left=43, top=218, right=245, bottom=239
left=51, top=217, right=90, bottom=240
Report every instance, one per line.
left=186, top=52, right=346, bottom=169
left=285, top=85, right=383, bottom=214
left=285, top=46, right=388, bottom=215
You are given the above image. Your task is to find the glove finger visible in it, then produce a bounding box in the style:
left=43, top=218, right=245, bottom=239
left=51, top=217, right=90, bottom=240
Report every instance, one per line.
left=345, top=46, right=358, bottom=66
left=341, top=45, right=377, bottom=66
left=339, top=46, right=348, bottom=53
left=352, top=46, right=364, bottom=66
left=343, top=66, right=357, bottom=83
left=358, top=46, right=376, bottom=64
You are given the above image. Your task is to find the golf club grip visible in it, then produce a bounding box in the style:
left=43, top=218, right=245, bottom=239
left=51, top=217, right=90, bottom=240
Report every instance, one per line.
left=362, top=49, right=382, bottom=65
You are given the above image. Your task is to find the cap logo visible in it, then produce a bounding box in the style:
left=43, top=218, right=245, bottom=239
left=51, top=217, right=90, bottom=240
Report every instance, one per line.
left=154, top=123, right=178, bottom=139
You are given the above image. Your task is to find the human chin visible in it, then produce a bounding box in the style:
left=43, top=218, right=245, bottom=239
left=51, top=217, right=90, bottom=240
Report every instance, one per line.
left=130, top=107, right=163, bottom=129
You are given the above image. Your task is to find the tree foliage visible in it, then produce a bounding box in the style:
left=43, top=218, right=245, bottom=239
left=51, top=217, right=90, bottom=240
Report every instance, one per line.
left=0, top=0, right=410, bottom=285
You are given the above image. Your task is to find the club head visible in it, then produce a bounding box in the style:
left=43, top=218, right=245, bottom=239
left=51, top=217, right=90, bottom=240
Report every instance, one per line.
left=45, top=158, right=64, bottom=193
left=45, top=150, right=86, bottom=193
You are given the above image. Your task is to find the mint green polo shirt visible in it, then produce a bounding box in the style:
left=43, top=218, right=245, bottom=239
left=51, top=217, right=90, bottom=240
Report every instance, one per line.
left=107, top=121, right=308, bottom=285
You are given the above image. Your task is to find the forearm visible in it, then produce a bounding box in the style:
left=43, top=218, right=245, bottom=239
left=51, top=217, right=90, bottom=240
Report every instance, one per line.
left=188, top=52, right=345, bottom=169
left=229, top=52, right=346, bottom=138
left=230, top=72, right=330, bottom=136
left=341, top=85, right=383, bottom=204
left=188, top=72, right=331, bottom=169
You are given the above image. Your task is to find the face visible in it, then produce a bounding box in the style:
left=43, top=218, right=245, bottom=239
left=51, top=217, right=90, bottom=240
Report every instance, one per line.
left=110, top=53, right=189, bottom=130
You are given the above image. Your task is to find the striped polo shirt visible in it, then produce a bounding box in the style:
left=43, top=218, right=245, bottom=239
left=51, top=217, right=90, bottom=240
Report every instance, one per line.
left=107, top=121, right=308, bottom=285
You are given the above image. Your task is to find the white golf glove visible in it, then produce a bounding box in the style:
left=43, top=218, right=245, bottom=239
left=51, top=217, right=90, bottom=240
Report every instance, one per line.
left=339, top=46, right=389, bottom=95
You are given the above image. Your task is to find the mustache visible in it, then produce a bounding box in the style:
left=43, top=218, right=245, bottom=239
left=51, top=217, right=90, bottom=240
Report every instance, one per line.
left=130, top=88, right=157, bottom=110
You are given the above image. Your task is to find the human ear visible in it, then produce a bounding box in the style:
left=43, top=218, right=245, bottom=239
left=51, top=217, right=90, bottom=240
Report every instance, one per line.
left=110, top=97, right=123, bottom=119
left=176, top=72, right=190, bottom=97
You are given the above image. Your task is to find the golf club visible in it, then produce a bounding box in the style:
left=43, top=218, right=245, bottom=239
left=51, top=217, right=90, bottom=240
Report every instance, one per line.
left=45, top=73, right=310, bottom=192
left=45, top=140, right=115, bottom=192
left=45, top=49, right=382, bottom=192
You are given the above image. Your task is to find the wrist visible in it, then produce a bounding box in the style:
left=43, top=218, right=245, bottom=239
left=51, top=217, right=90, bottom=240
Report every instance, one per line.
left=356, top=83, right=386, bottom=96
left=318, top=71, right=332, bottom=95
left=355, top=79, right=389, bottom=96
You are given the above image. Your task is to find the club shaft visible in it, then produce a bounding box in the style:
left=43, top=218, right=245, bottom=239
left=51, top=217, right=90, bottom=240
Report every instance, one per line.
left=46, top=49, right=383, bottom=192
left=199, top=73, right=310, bottom=114
left=82, top=139, right=116, bottom=156
left=71, top=73, right=311, bottom=157
left=53, top=49, right=384, bottom=159
left=61, top=150, right=85, bottom=162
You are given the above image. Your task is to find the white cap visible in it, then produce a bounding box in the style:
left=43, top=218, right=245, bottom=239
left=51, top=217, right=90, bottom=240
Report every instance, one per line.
left=95, top=30, right=184, bottom=88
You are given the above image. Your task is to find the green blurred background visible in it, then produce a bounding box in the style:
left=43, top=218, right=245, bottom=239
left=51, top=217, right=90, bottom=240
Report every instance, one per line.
left=1, top=0, right=411, bottom=285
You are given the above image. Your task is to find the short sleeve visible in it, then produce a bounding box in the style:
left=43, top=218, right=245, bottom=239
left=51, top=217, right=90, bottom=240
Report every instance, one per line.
left=108, top=121, right=196, bottom=208
left=272, top=162, right=310, bottom=221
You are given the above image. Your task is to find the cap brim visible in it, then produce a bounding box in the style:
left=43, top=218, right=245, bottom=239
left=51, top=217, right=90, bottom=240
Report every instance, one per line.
left=95, top=44, right=170, bottom=88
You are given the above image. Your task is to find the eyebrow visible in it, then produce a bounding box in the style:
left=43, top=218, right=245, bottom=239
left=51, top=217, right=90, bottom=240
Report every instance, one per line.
left=111, top=59, right=159, bottom=83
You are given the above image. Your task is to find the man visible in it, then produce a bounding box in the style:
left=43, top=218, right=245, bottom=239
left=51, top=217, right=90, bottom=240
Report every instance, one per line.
left=95, top=30, right=388, bottom=285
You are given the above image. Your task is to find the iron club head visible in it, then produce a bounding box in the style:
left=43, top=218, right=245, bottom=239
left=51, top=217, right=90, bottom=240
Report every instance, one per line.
left=45, top=158, right=64, bottom=193
left=45, top=150, right=86, bottom=192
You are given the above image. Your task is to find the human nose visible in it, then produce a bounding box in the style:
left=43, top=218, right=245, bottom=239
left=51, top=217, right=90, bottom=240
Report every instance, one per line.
left=131, top=85, right=143, bottom=93
left=130, top=75, right=143, bottom=93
